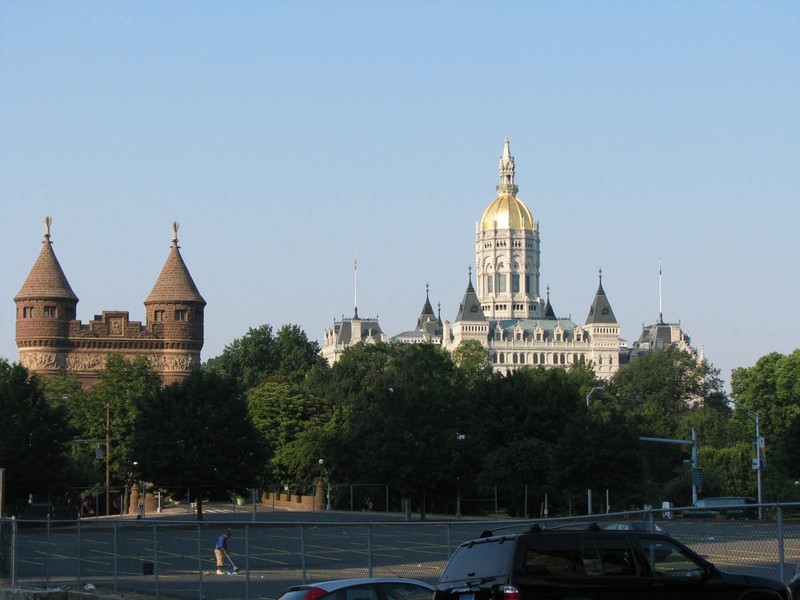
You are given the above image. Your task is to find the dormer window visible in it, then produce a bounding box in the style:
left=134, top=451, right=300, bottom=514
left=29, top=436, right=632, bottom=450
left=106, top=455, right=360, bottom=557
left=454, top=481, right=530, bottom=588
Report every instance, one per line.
left=23, top=307, right=34, bottom=318
left=153, top=310, right=165, bottom=322
left=175, top=309, right=188, bottom=321
left=43, top=306, right=56, bottom=318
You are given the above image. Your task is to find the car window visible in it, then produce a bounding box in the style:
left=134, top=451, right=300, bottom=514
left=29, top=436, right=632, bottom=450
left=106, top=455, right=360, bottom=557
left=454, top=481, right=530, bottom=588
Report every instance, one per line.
left=523, top=535, right=582, bottom=578
left=639, top=538, right=705, bottom=579
left=580, top=538, right=637, bottom=577
left=380, top=582, right=432, bottom=600
left=338, top=585, right=379, bottom=600
left=279, top=590, right=311, bottom=600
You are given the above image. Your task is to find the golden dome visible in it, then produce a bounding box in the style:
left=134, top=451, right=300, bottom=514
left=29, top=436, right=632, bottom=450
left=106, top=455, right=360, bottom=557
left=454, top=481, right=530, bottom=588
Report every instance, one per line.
left=480, top=195, right=535, bottom=231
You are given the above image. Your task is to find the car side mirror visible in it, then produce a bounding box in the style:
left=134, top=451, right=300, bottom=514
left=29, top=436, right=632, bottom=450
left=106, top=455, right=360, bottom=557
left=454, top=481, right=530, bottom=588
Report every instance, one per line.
left=702, top=563, right=718, bottom=581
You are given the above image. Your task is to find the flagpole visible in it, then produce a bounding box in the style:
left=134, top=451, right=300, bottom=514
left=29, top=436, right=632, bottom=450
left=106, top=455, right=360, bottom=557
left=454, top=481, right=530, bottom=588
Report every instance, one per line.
left=354, top=253, right=358, bottom=316
left=658, top=258, right=663, bottom=324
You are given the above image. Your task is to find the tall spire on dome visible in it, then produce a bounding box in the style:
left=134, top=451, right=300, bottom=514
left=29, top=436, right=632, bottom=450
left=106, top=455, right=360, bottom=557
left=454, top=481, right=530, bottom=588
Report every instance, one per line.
left=496, top=136, right=519, bottom=197
left=15, top=216, right=78, bottom=302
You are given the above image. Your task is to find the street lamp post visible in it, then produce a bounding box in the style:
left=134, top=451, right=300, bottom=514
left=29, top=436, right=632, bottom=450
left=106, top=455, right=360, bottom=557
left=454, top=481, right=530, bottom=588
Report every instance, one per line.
left=585, top=386, right=605, bottom=407
left=755, top=412, right=763, bottom=520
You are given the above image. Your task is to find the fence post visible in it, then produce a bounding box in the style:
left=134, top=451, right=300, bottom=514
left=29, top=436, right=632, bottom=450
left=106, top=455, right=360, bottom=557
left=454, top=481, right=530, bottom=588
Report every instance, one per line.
left=446, top=523, right=452, bottom=559
left=367, top=525, right=373, bottom=578
left=245, top=524, right=251, bottom=600
left=153, top=524, right=159, bottom=598
left=777, top=504, right=785, bottom=582
left=10, top=517, right=17, bottom=587
left=197, top=523, right=204, bottom=600
left=113, top=520, right=118, bottom=591
left=300, top=524, right=307, bottom=584
left=76, top=515, right=81, bottom=588
left=46, top=513, right=51, bottom=587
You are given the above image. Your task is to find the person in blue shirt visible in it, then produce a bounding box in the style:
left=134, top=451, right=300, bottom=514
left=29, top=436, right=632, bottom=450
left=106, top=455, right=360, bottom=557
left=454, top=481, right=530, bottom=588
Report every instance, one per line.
left=214, top=529, right=231, bottom=575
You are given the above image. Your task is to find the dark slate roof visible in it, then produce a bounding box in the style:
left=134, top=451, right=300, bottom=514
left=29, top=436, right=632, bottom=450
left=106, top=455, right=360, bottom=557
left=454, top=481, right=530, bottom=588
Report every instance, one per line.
left=544, top=292, right=557, bottom=320
left=334, top=316, right=384, bottom=344
left=416, top=288, right=437, bottom=330
left=15, top=232, right=78, bottom=302
left=585, top=276, right=617, bottom=324
left=145, top=238, right=206, bottom=305
left=454, top=274, right=486, bottom=322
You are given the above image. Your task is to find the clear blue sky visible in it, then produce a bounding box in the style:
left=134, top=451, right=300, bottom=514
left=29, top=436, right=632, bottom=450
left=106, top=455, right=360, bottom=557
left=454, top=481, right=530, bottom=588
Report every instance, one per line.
left=2, top=1, right=798, bottom=390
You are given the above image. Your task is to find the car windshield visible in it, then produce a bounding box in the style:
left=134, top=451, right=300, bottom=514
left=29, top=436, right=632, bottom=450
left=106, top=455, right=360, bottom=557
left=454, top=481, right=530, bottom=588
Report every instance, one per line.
left=440, top=539, right=515, bottom=583
left=381, top=583, right=432, bottom=600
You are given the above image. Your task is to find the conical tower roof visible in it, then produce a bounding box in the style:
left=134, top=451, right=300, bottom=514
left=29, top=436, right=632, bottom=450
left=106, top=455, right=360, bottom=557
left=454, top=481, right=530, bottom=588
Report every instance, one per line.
left=544, top=286, right=557, bottom=320
left=416, top=283, right=437, bottom=329
left=455, top=270, right=486, bottom=322
left=144, top=222, right=206, bottom=305
left=585, top=270, right=617, bottom=324
left=15, top=217, right=78, bottom=302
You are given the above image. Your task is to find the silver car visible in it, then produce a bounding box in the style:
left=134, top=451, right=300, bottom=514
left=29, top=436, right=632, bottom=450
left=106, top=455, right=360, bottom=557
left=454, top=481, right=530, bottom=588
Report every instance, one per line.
left=278, top=578, right=434, bottom=600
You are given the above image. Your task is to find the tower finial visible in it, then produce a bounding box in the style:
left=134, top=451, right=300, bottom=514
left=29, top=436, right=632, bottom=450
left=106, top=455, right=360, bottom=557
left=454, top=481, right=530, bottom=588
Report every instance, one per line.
left=172, top=221, right=180, bottom=247
left=496, top=137, right=519, bottom=197
left=44, top=216, right=52, bottom=240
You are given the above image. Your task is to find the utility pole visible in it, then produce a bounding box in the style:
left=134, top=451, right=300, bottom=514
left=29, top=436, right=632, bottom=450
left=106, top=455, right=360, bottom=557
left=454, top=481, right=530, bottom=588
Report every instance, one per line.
left=105, top=402, right=110, bottom=516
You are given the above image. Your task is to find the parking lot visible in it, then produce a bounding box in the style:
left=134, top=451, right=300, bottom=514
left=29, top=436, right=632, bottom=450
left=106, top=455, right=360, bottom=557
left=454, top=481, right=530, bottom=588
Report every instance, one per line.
left=4, top=504, right=800, bottom=599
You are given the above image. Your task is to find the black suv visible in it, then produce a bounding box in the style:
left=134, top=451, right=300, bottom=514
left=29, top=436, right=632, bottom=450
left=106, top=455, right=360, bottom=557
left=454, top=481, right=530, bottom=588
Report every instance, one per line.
left=434, top=524, right=799, bottom=600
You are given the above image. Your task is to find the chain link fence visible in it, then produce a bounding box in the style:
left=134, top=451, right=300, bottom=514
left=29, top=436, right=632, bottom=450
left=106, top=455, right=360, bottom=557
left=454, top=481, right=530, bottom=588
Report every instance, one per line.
left=2, top=503, right=800, bottom=599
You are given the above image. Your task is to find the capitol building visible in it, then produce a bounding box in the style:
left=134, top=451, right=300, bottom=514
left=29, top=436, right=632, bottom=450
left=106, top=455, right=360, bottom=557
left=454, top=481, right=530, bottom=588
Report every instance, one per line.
left=322, top=138, right=640, bottom=380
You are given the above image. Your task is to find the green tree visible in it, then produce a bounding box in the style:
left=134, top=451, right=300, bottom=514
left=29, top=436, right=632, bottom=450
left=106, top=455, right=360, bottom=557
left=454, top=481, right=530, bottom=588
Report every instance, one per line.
left=205, top=323, right=322, bottom=391
left=731, top=350, right=800, bottom=500
left=132, top=369, right=267, bottom=520
left=320, top=342, right=465, bottom=515
left=604, top=349, right=729, bottom=504
left=205, top=324, right=277, bottom=390
left=472, top=366, right=614, bottom=516
left=451, top=340, right=493, bottom=384
left=274, top=324, right=324, bottom=380
left=82, top=355, right=163, bottom=490
left=247, top=378, right=330, bottom=486
left=0, top=360, right=73, bottom=514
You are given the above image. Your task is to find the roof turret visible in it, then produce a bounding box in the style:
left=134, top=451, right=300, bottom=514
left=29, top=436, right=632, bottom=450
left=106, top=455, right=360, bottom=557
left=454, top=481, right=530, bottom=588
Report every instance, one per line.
left=455, top=269, right=487, bottom=322
left=15, top=216, right=78, bottom=302
left=544, top=286, right=557, bottom=320
left=585, top=269, right=617, bottom=324
left=416, top=283, right=437, bottom=330
left=144, top=222, right=206, bottom=305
